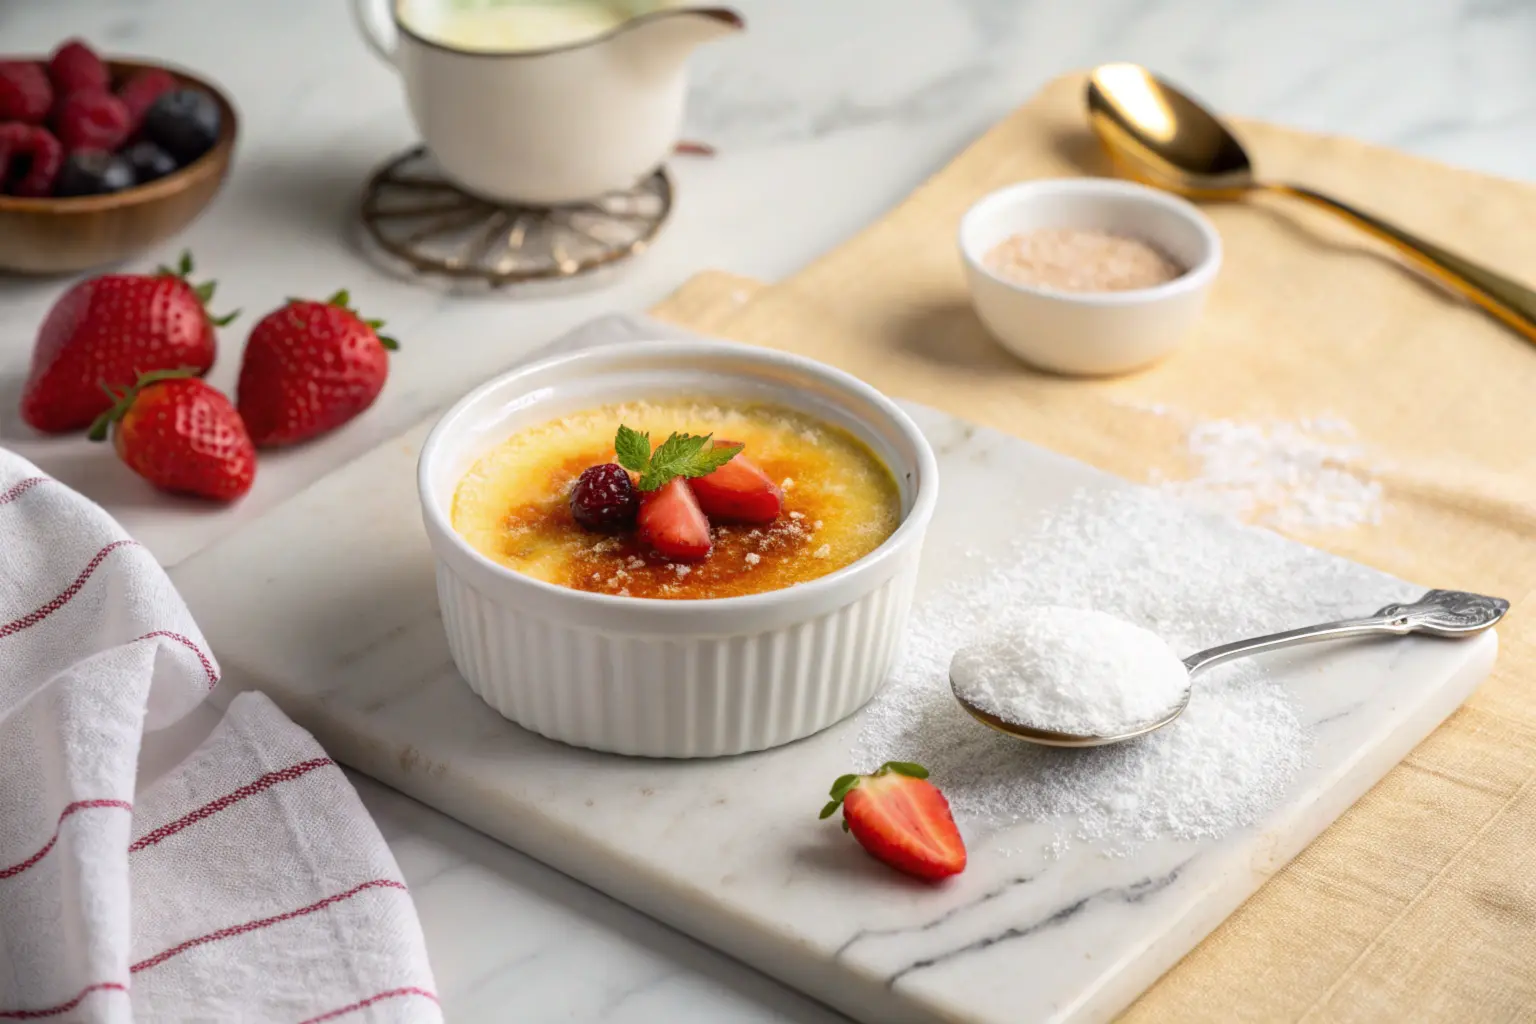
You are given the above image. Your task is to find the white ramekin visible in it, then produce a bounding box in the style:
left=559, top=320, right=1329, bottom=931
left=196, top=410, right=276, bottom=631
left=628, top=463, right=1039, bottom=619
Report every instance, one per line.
left=417, top=340, right=939, bottom=758
left=958, top=177, right=1222, bottom=376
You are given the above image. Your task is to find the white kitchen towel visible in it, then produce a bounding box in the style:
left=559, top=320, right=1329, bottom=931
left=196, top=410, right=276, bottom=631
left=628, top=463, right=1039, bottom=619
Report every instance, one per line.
left=0, top=450, right=440, bottom=1022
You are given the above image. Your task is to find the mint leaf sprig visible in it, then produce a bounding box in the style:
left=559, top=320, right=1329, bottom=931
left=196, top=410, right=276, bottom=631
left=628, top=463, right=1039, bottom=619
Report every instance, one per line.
left=615, top=424, right=743, bottom=492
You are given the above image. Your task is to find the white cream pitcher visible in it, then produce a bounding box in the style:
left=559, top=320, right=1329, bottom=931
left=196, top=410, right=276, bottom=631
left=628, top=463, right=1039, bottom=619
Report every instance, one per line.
left=351, top=0, right=744, bottom=205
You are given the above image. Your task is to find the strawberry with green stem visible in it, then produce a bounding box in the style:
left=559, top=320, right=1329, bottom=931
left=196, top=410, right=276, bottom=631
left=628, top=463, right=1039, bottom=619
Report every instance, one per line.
left=21, top=251, right=236, bottom=434
left=89, top=367, right=256, bottom=502
left=820, top=761, right=967, bottom=881
left=236, top=289, right=398, bottom=447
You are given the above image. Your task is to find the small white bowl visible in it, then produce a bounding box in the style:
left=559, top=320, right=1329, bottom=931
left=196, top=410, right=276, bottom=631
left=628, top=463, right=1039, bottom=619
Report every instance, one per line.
left=417, top=340, right=939, bottom=758
left=958, top=177, right=1222, bottom=376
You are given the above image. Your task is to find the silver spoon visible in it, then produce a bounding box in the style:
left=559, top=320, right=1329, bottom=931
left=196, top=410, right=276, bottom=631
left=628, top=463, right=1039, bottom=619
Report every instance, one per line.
left=951, top=589, right=1509, bottom=748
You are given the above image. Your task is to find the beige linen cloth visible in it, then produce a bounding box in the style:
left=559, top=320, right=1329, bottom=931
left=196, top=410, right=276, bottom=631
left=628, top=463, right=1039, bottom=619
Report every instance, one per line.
left=650, top=73, right=1536, bottom=1022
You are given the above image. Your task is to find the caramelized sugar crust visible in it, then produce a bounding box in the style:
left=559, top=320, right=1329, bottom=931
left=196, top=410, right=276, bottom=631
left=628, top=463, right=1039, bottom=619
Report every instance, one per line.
left=451, top=398, right=901, bottom=600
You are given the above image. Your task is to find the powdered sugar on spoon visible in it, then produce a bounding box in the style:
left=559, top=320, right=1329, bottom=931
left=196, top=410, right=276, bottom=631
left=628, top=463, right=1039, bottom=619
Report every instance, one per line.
left=950, top=589, right=1509, bottom=748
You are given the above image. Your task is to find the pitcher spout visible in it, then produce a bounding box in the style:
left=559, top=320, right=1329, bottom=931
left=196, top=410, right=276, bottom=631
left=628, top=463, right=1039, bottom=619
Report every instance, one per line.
left=612, top=5, right=745, bottom=74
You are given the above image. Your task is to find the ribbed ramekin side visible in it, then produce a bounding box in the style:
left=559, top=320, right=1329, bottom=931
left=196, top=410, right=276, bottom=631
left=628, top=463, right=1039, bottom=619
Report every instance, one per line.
left=432, top=551, right=922, bottom=758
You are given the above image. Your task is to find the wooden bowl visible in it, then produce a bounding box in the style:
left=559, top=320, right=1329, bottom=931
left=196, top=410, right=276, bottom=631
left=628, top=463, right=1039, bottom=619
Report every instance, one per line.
left=0, top=58, right=238, bottom=275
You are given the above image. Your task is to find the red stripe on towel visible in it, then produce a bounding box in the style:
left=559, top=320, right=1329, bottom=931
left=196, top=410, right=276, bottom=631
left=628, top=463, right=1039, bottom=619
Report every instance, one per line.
left=297, top=986, right=441, bottom=1024
left=0, top=539, right=140, bottom=639
left=0, top=477, right=48, bottom=506
left=131, top=879, right=409, bottom=973
left=130, top=758, right=334, bottom=852
left=133, top=629, right=219, bottom=688
left=0, top=981, right=128, bottom=1019
left=0, top=800, right=133, bottom=880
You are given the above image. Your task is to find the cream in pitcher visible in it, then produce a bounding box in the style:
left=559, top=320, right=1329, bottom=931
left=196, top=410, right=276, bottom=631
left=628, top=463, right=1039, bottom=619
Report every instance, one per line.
left=401, top=0, right=666, bottom=52
left=351, top=0, right=744, bottom=204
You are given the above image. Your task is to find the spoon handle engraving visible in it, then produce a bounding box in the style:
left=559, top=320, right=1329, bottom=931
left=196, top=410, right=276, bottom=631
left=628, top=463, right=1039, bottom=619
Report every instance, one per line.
left=1275, top=184, right=1536, bottom=347
left=1183, top=589, right=1509, bottom=677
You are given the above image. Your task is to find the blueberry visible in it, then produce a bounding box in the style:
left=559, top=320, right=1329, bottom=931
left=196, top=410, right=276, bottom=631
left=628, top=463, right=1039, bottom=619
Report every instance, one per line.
left=54, top=150, right=135, bottom=197
left=142, top=88, right=220, bottom=165
left=122, top=140, right=178, bottom=184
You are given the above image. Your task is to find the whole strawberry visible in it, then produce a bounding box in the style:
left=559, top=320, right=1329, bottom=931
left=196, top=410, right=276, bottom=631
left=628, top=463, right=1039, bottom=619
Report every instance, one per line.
left=236, top=290, right=398, bottom=447
left=21, top=251, right=235, bottom=434
left=89, top=369, right=256, bottom=502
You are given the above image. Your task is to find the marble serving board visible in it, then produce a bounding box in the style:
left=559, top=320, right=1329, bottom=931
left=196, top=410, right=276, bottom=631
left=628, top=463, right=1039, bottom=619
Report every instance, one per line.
left=169, top=316, right=1498, bottom=1024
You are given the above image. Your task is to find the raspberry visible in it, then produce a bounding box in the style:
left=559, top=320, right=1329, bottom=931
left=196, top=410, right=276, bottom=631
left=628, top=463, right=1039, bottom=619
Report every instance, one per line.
left=117, top=68, right=178, bottom=134
left=569, top=464, right=640, bottom=533
left=54, top=90, right=130, bottom=152
left=0, top=61, right=53, bottom=124
left=3, top=126, right=64, bottom=197
left=48, top=39, right=109, bottom=95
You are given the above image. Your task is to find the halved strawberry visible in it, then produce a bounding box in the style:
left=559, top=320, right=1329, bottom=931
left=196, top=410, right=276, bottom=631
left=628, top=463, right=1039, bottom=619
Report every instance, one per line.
left=638, top=477, right=711, bottom=561
left=820, top=762, right=966, bottom=881
left=687, top=441, right=782, bottom=524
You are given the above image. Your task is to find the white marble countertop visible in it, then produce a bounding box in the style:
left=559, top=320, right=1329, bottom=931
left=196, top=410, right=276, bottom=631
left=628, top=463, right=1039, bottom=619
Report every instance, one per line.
left=4, top=0, right=1532, bottom=1018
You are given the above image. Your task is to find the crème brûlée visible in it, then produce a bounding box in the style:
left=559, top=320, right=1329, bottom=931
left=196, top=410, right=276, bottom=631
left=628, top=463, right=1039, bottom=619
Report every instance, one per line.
left=450, top=397, right=902, bottom=600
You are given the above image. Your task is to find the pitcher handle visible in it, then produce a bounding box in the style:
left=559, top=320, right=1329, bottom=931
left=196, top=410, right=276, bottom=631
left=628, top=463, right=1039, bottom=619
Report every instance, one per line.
left=351, top=0, right=398, bottom=65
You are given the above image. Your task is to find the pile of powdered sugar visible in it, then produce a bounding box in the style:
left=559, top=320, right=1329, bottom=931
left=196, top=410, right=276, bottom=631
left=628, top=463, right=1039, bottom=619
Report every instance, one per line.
left=949, top=606, right=1189, bottom=737
left=852, top=485, right=1415, bottom=857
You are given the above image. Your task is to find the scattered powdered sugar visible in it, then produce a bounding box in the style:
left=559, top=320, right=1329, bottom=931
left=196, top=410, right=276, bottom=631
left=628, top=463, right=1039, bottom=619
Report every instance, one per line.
left=1124, top=401, right=1384, bottom=534
left=950, top=607, right=1189, bottom=737
left=852, top=485, right=1414, bottom=857
left=1159, top=416, right=1382, bottom=533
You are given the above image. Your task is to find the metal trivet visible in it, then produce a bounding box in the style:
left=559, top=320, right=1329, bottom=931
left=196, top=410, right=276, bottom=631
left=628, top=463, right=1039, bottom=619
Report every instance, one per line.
left=358, top=145, right=673, bottom=289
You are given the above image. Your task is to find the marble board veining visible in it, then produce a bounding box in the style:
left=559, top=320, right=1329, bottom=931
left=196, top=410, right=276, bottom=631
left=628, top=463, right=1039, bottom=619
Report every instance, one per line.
left=169, top=319, right=1497, bottom=1024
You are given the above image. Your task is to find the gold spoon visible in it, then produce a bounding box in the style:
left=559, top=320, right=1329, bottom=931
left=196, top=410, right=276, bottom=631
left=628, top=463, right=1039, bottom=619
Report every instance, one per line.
left=951, top=589, right=1508, bottom=748
left=1085, top=62, right=1536, bottom=347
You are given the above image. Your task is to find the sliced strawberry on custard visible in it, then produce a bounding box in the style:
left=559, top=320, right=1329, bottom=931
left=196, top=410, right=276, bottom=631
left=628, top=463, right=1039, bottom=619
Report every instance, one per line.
left=616, top=423, right=741, bottom=561
left=688, top=440, right=783, bottom=524
left=639, top=477, right=712, bottom=561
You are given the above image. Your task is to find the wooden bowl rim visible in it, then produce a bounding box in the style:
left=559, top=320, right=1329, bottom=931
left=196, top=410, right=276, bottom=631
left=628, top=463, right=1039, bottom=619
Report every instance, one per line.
left=0, top=56, right=239, bottom=215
